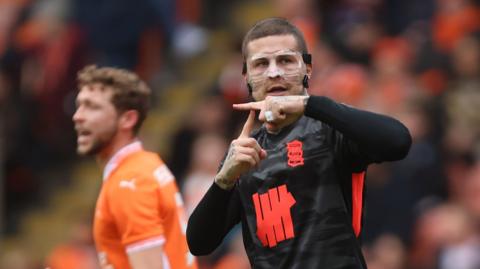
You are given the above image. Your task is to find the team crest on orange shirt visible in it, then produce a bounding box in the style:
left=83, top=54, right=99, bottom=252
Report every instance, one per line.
left=286, top=140, right=304, bottom=167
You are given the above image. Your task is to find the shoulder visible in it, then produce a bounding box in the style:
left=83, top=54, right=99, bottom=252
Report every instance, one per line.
left=129, top=151, right=176, bottom=188
left=287, top=116, right=327, bottom=140
left=118, top=150, right=163, bottom=175
left=105, top=153, right=168, bottom=205
left=107, top=150, right=173, bottom=189
left=299, top=116, right=325, bottom=133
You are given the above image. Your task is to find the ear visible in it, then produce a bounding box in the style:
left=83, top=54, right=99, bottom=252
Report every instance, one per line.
left=305, top=63, right=313, bottom=78
left=118, top=110, right=139, bottom=131
left=243, top=71, right=253, bottom=95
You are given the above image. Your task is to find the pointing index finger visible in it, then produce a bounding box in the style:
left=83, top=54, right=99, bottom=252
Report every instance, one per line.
left=239, top=110, right=256, bottom=138
left=233, top=101, right=264, bottom=111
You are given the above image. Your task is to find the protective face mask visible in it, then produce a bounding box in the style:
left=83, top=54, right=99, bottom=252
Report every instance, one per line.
left=246, top=50, right=306, bottom=88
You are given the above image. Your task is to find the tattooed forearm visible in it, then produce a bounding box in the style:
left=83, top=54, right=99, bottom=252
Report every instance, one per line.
left=226, top=145, right=235, bottom=161
left=215, top=145, right=237, bottom=190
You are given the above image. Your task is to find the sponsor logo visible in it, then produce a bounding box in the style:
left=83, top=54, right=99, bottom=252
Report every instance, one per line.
left=154, top=165, right=175, bottom=186
left=119, top=179, right=136, bottom=190
left=252, top=184, right=296, bottom=247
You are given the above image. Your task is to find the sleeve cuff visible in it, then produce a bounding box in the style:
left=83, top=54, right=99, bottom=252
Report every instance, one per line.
left=211, top=182, right=236, bottom=196
left=125, top=235, right=166, bottom=254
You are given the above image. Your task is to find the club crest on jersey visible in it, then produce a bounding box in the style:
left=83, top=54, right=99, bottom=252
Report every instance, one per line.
left=286, top=140, right=304, bottom=167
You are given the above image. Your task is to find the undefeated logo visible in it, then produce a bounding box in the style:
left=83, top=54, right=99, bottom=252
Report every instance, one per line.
left=287, top=140, right=304, bottom=167
left=252, top=184, right=296, bottom=247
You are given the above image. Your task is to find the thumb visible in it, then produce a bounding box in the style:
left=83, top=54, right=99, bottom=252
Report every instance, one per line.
left=238, top=110, right=256, bottom=138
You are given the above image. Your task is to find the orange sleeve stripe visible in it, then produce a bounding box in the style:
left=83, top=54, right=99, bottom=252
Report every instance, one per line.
left=351, top=172, right=365, bottom=237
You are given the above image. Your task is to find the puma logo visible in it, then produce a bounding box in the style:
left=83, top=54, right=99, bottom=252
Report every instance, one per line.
left=119, top=179, right=136, bottom=190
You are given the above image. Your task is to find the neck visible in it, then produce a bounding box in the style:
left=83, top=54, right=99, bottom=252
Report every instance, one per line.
left=96, top=133, right=136, bottom=170
left=265, top=124, right=282, bottom=134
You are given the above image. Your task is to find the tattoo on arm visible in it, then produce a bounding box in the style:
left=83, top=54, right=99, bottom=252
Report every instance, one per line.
left=215, top=145, right=237, bottom=190
left=215, top=176, right=235, bottom=190
left=226, top=146, right=235, bottom=161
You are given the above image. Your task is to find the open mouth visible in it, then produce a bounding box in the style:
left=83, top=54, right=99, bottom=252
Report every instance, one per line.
left=267, top=86, right=287, bottom=95
left=80, top=130, right=91, bottom=136
left=76, top=128, right=92, bottom=142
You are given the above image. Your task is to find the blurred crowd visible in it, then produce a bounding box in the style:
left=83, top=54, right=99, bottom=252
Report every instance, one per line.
left=1, top=0, right=480, bottom=269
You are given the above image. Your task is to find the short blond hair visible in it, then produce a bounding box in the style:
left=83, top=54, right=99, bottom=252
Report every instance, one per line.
left=242, top=17, right=309, bottom=60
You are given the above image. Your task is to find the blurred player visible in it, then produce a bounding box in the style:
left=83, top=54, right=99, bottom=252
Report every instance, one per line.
left=73, top=65, right=197, bottom=269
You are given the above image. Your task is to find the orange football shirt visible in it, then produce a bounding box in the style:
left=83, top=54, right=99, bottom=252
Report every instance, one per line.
left=94, top=141, right=197, bottom=269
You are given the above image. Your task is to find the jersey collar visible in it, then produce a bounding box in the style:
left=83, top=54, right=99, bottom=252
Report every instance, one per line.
left=103, top=140, right=143, bottom=181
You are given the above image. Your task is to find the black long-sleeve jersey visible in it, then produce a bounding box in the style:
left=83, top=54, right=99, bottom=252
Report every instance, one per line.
left=187, top=96, right=412, bottom=269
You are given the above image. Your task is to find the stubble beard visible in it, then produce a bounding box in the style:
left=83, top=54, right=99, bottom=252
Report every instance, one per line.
left=77, top=126, right=118, bottom=157
left=249, top=73, right=306, bottom=101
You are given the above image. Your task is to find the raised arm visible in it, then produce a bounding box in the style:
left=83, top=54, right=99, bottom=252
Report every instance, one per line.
left=233, top=95, right=412, bottom=163
left=187, top=111, right=266, bottom=255
left=304, top=96, right=411, bottom=162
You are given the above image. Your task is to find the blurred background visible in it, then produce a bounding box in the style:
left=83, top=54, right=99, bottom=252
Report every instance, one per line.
left=1, top=0, right=480, bottom=268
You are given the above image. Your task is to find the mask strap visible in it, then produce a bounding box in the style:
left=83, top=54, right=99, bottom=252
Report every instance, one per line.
left=247, top=83, right=253, bottom=95
left=302, top=53, right=312, bottom=65
left=302, top=54, right=311, bottom=89
left=302, top=75, right=309, bottom=88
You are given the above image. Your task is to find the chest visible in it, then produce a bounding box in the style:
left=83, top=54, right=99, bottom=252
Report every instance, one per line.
left=241, top=129, right=334, bottom=192
left=237, top=125, right=349, bottom=231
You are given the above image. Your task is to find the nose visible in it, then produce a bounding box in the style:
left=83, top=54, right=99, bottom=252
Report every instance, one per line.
left=72, top=106, right=83, bottom=123
left=265, top=62, right=284, bottom=78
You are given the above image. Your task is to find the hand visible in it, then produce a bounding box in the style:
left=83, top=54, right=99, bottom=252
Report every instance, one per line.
left=233, top=95, right=309, bottom=132
left=215, top=110, right=267, bottom=190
